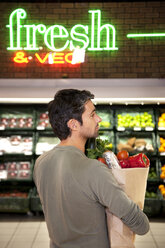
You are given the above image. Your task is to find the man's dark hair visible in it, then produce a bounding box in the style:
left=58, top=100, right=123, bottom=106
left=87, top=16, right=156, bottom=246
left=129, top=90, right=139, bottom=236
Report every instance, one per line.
left=48, top=89, right=94, bottom=140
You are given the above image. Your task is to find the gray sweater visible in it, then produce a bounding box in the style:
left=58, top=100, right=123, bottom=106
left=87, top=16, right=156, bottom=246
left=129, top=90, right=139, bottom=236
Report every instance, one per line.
left=33, top=146, right=149, bottom=248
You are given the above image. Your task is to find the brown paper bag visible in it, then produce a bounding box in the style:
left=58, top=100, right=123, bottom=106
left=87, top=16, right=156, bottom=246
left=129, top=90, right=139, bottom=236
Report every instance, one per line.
left=106, top=167, right=149, bottom=248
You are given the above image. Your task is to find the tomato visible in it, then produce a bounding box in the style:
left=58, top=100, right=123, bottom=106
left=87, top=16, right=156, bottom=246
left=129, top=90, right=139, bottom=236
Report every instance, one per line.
left=117, top=150, right=129, bottom=160
left=97, top=157, right=107, bottom=165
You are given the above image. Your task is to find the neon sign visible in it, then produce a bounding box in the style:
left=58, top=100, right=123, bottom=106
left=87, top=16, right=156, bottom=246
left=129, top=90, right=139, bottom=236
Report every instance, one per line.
left=6, top=8, right=118, bottom=52
left=127, top=33, right=165, bottom=38
left=13, top=51, right=76, bottom=64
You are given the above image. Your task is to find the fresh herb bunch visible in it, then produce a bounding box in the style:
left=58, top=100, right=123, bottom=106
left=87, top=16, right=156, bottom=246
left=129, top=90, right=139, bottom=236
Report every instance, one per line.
left=87, top=138, right=112, bottom=159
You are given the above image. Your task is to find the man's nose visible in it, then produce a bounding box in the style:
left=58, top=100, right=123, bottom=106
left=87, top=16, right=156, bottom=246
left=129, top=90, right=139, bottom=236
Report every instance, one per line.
left=96, top=114, right=102, bottom=123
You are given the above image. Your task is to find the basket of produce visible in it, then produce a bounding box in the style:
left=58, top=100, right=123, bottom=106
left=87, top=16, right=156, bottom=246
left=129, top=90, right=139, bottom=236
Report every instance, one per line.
left=116, top=109, right=155, bottom=131
left=116, top=131, right=156, bottom=156
left=0, top=188, right=32, bottom=213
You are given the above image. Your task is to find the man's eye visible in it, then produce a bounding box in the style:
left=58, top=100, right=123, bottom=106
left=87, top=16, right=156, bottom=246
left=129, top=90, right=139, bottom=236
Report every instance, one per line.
left=90, top=112, right=95, bottom=117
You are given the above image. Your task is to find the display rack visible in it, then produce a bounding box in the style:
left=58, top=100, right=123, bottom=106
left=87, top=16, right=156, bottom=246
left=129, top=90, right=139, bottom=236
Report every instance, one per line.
left=0, top=103, right=165, bottom=216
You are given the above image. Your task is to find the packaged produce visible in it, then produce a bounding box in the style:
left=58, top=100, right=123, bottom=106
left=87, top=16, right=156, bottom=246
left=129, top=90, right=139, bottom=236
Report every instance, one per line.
left=37, top=111, right=51, bottom=129
left=0, top=112, right=33, bottom=129
left=35, top=136, right=59, bottom=155
left=103, top=151, right=120, bottom=169
left=0, top=135, right=33, bottom=155
left=117, top=136, right=154, bottom=153
left=0, top=161, right=31, bottom=180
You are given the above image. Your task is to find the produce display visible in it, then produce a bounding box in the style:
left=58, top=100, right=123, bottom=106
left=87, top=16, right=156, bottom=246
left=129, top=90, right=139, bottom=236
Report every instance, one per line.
left=0, top=112, right=33, bottom=129
left=158, top=112, right=165, bottom=129
left=0, top=161, right=32, bottom=180
left=145, top=191, right=157, bottom=198
left=117, top=136, right=154, bottom=153
left=0, top=104, right=165, bottom=215
left=35, top=136, right=60, bottom=155
left=159, top=137, right=165, bottom=153
left=160, top=165, right=165, bottom=180
left=117, top=112, right=154, bottom=130
left=0, top=191, right=28, bottom=198
left=159, top=185, right=165, bottom=199
left=97, top=110, right=112, bottom=128
left=36, top=111, right=51, bottom=129
left=148, top=167, right=158, bottom=180
left=0, top=135, right=33, bottom=155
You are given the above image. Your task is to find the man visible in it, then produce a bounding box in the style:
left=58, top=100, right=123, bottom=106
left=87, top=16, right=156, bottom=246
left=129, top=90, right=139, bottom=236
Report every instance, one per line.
left=33, top=89, right=149, bottom=248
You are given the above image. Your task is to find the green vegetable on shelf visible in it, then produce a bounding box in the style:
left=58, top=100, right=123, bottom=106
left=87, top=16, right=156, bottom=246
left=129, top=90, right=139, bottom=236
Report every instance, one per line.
left=148, top=168, right=158, bottom=179
left=145, top=191, right=157, bottom=198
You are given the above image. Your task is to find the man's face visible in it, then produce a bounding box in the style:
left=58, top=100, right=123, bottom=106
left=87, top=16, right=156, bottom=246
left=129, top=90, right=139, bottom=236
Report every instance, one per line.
left=79, top=100, right=102, bottom=139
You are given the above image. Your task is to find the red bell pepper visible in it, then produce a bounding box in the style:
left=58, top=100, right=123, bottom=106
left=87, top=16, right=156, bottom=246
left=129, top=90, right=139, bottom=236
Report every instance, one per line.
left=128, top=153, right=150, bottom=168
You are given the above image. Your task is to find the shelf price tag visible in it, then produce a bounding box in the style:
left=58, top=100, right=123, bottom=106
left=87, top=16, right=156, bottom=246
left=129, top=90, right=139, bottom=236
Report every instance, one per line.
left=158, top=127, right=165, bottom=131
left=117, top=127, right=125, bottom=131
left=0, top=170, right=7, bottom=179
left=37, top=126, right=45, bottom=130
left=134, top=127, right=141, bottom=131
left=160, top=152, right=165, bottom=156
left=145, top=127, right=153, bottom=131
left=24, top=151, right=32, bottom=155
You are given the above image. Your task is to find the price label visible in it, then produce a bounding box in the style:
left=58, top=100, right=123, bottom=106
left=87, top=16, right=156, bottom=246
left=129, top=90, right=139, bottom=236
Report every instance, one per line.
left=0, top=126, right=5, bottom=130
left=134, top=127, right=141, bottom=131
left=117, top=127, right=125, bottom=131
left=158, top=127, right=165, bottom=131
left=0, top=171, right=7, bottom=179
left=160, top=152, right=165, bottom=156
left=145, top=127, right=153, bottom=131
left=37, top=126, right=45, bottom=130
left=24, top=151, right=32, bottom=155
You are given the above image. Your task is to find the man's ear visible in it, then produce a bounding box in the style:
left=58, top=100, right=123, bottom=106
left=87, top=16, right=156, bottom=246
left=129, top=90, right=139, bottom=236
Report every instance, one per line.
left=67, top=119, right=79, bottom=131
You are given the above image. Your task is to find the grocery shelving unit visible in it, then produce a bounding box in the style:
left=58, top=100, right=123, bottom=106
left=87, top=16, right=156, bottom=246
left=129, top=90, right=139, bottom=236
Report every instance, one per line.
left=0, top=103, right=165, bottom=216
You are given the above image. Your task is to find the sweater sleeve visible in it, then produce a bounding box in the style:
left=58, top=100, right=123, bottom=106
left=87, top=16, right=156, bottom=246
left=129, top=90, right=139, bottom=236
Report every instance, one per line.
left=89, top=161, right=150, bottom=235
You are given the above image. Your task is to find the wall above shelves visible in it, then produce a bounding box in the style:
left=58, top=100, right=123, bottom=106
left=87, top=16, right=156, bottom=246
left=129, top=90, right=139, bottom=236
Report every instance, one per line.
left=0, top=79, right=165, bottom=103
